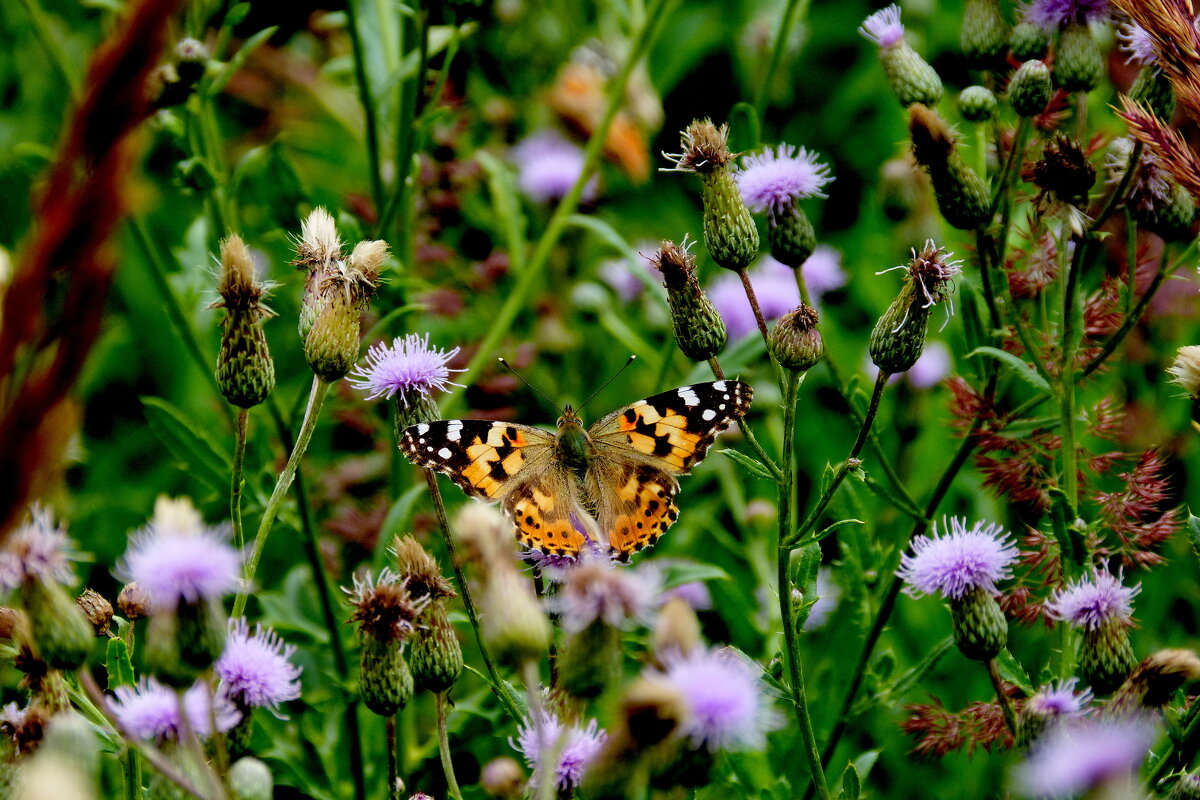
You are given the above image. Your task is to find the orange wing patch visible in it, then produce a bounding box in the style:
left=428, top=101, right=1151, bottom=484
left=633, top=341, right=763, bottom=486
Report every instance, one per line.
left=590, top=462, right=680, bottom=561
left=504, top=472, right=592, bottom=557
left=398, top=421, right=549, bottom=500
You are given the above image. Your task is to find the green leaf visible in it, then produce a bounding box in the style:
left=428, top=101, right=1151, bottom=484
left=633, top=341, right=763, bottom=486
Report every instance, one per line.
left=996, top=647, right=1035, bottom=696
left=837, top=763, right=861, bottom=800
left=719, top=447, right=775, bottom=480
left=476, top=150, right=527, bottom=272
left=140, top=396, right=230, bottom=495
left=206, top=27, right=279, bottom=96
left=1188, top=513, right=1200, bottom=569
left=809, top=518, right=865, bottom=545
left=104, top=638, right=135, bottom=689
left=727, top=102, right=760, bottom=153
left=661, top=561, right=730, bottom=590
left=966, top=346, right=1052, bottom=394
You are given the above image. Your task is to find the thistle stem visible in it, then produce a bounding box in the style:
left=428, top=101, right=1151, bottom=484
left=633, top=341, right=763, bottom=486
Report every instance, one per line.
left=230, top=408, right=249, bottom=553
left=343, top=0, right=385, bottom=215
left=986, top=658, right=1018, bottom=737
left=234, top=376, right=331, bottom=618
left=737, top=267, right=774, bottom=353
left=386, top=716, right=401, bottom=800
left=754, top=0, right=809, bottom=115
left=437, top=692, right=464, bottom=800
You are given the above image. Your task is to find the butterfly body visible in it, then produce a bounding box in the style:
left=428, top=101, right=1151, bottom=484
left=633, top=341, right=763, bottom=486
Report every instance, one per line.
left=399, top=381, right=752, bottom=560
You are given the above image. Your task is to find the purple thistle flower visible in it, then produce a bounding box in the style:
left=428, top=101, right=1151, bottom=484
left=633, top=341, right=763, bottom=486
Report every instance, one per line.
left=1022, top=0, right=1110, bottom=30
left=1013, top=715, right=1157, bottom=797
left=510, top=131, right=598, bottom=204
left=111, top=678, right=241, bottom=742
left=897, top=517, right=1017, bottom=600
left=905, top=340, right=953, bottom=389
left=512, top=710, right=606, bottom=791
left=552, top=550, right=661, bottom=632
left=801, top=245, right=848, bottom=300
left=1026, top=678, right=1092, bottom=718
left=0, top=505, right=75, bottom=591
left=859, top=4, right=906, bottom=49
left=216, top=618, right=303, bottom=710
left=1117, top=22, right=1158, bottom=65
left=118, top=499, right=241, bottom=611
left=661, top=581, right=713, bottom=611
left=652, top=646, right=778, bottom=751
left=736, top=144, right=833, bottom=221
left=348, top=333, right=464, bottom=405
left=1046, top=569, right=1140, bottom=630
left=708, top=256, right=801, bottom=339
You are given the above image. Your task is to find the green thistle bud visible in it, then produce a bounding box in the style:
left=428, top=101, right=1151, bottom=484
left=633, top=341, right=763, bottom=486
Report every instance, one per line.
left=664, top=120, right=759, bottom=271
left=651, top=238, right=728, bottom=361
left=908, top=104, right=990, bottom=229
left=213, top=235, right=275, bottom=408
left=1010, top=21, right=1050, bottom=61
left=145, top=598, right=227, bottom=687
left=869, top=240, right=962, bottom=375
left=557, top=620, right=622, bottom=699
left=960, top=0, right=1010, bottom=68
left=360, top=636, right=414, bottom=716
left=879, top=42, right=943, bottom=108
left=1109, top=649, right=1200, bottom=712
left=346, top=568, right=424, bottom=714
left=229, top=757, right=274, bottom=800
left=409, top=604, right=463, bottom=694
left=1010, top=60, right=1053, bottom=117
left=768, top=206, right=817, bottom=267
left=23, top=581, right=93, bottom=671
left=1137, top=180, right=1196, bottom=242
left=1079, top=617, right=1138, bottom=695
left=1130, top=67, right=1177, bottom=122
left=958, top=86, right=998, bottom=122
left=949, top=586, right=1008, bottom=661
left=482, top=571, right=551, bottom=665
left=1055, top=21, right=1103, bottom=93
left=770, top=305, right=824, bottom=373
left=226, top=709, right=253, bottom=759
left=393, top=392, right=440, bottom=441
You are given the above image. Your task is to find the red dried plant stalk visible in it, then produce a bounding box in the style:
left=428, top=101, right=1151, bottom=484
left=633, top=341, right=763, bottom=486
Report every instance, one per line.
left=1116, top=97, right=1200, bottom=201
left=902, top=695, right=1017, bottom=759
left=0, top=0, right=182, bottom=537
left=1093, top=449, right=1181, bottom=568
left=1112, top=0, right=1200, bottom=126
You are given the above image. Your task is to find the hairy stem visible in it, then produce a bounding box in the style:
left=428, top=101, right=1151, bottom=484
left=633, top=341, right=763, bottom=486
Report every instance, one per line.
left=386, top=715, right=401, bottom=800
left=437, top=692, right=464, bottom=800
left=230, top=408, right=249, bottom=553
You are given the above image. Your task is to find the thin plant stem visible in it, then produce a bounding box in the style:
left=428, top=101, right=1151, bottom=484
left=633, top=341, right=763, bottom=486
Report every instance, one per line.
left=386, top=715, right=401, bottom=800
left=708, top=356, right=783, bottom=481
left=234, top=376, right=332, bottom=617
left=776, top=369, right=830, bottom=799
left=793, top=265, right=812, bottom=307
left=437, top=692, right=464, bottom=800
left=376, top=9, right=429, bottom=244
left=123, top=746, right=143, bottom=800
left=986, top=658, right=1017, bottom=737
left=14, top=0, right=79, bottom=97
left=1058, top=237, right=1084, bottom=511
left=1082, top=247, right=1180, bottom=380
left=737, top=267, right=774, bottom=354
left=753, top=0, right=809, bottom=115
left=441, top=0, right=676, bottom=414
left=205, top=680, right=232, bottom=794
left=230, top=408, right=249, bottom=553
left=423, top=469, right=523, bottom=719
left=343, top=0, right=386, bottom=215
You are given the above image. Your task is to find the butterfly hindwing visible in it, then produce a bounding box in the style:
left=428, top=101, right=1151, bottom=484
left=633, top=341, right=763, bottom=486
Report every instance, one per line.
left=587, top=459, right=679, bottom=561
left=504, top=467, right=595, bottom=557
left=398, top=420, right=554, bottom=500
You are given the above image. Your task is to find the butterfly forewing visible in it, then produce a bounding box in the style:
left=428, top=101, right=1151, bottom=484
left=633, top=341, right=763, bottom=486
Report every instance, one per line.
left=398, top=420, right=554, bottom=500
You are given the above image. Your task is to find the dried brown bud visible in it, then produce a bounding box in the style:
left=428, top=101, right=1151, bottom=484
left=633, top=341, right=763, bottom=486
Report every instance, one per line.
left=347, top=569, right=428, bottom=644
left=1021, top=136, right=1096, bottom=206
left=75, top=590, right=113, bottom=637
left=664, top=119, right=734, bottom=173
left=117, top=583, right=151, bottom=621
left=1110, top=649, right=1200, bottom=711
left=0, top=606, right=25, bottom=639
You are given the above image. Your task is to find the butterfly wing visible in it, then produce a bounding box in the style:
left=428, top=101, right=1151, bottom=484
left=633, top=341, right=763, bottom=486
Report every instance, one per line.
left=504, top=467, right=598, bottom=557
left=586, top=380, right=753, bottom=559
left=398, top=420, right=555, bottom=500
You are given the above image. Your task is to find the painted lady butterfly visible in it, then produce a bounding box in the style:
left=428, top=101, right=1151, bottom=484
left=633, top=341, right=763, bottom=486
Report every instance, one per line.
left=398, top=381, right=753, bottom=560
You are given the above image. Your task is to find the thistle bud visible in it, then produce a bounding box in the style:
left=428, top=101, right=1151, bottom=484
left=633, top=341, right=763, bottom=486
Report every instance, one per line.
left=1055, top=21, right=1103, bottom=93
left=117, top=582, right=151, bottom=621
left=770, top=305, right=824, bottom=373
left=0, top=606, right=24, bottom=639
left=948, top=586, right=1008, bottom=661
left=359, top=636, right=414, bottom=716
left=860, top=5, right=944, bottom=107
left=1010, top=21, right=1050, bottom=61
left=229, top=757, right=274, bottom=800
left=213, top=235, right=275, bottom=408
left=1137, top=181, right=1196, bottom=242
left=1168, top=347, right=1200, bottom=427
left=481, top=757, right=525, bottom=799
left=346, top=569, right=425, bottom=715
left=482, top=570, right=551, bottom=665
left=958, top=86, right=998, bottom=122
left=663, top=121, right=759, bottom=271
left=1131, top=68, right=1177, bottom=122
left=392, top=536, right=462, bottom=693
left=1022, top=135, right=1095, bottom=207
left=869, top=241, right=962, bottom=374
left=651, top=238, right=727, bottom=361
left=908, top=105, right=990, bottom=229
left=1009, top=60, right=1053, bottom=117
left=173, top=38, right=209, bottom=87
left=960, top=0, right=1010, bottom=68
left=650, top=596, right=701, bottom=663
left=23, top=582, right=92, bottom=671
left=1079, top=617, right=1138, bottom=694
left=145, top=598, right=227, bottom=687
left=1109, top=649, right=1200, bottom=712
left=75, top=589, right=113, bottom=637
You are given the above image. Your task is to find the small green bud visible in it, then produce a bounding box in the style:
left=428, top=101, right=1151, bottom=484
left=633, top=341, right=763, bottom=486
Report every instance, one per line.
left=960, top=0, right=1010, bottom=68
left=869, top=241, right=962, bottom=374
left=768, top=206, right=817, bottom=267
left=409, top=604, right=463, bottom=694
left=213, top=235, right=275, bottom=408
left=1055, top=21, right=1103, bottom=93
left=229, top=757, right=274, bottom=800
left=958, top=86, right=998, bottom=122
left=949, top=586, right=1008, bottom=661
left=1010, top=60, right=1054, bottom=117
left=393, top=392, right=440, bottom=441
left=1130, top=67, right=1177, bottom=122
left=880, top=41, right=944, bottom=108
left=482, top=571, right=551, bottom=665
left=360, top=636, right=414, bottom=716
left=908, top=105, right=990, bottom=229
left=1010, top=21, right=1050, bottom=61
left=651, top=238, right=728, bottom=361
left=24, top=582, right=92, bottom=671
left=1079, top=617, right=1138, bottom=695
left=1137, top=180, right=1196, bottom=242
left=770, top=305, right=824, bottom=373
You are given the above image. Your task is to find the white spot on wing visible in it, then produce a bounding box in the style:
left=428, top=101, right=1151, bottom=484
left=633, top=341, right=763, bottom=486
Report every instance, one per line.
left=702, top=409, right=716, bottom=421
left=718, top=404, right=726, bottom=411
left=713, top=380, right=727, bottom=391
left=416, top=423, right=430, bottom=435
left=678, top=388, right=700, bottom=407
left=438, top=447, right=453, bottom=459
left=446, top=420, right=463, bottom=441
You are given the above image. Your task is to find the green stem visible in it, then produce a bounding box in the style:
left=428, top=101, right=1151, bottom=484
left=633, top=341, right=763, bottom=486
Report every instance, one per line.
left=737, top=267, right=785, bottom=388
left=14, top=0, right=78, bottom=97
left=708, top=357, right=782, bottom=482
left=441, top=0, right=676, bottom=415
left=1058, top=237, right=1084, bottom=511
left=986, top=658, right=1017, bottom=737
left=423, top=469, right=522, bottom=720
left=123, top=747, right=143, bottom=800
left=437, top=692, right=464, bottom=800
left=344, top=0, right=386, bottom=215
left=376, top=9, right=429, bottom=244
left=974, top=227, right=1004, bottom=337
left=753, top=0, right=809, bottom=115
left=386, top=715, right=401, bottom=800
left=233, top=376, right=331, bottom=618
left=777, top=370, right=829, bottom=799
left=230, top=408, right=249, bottom=553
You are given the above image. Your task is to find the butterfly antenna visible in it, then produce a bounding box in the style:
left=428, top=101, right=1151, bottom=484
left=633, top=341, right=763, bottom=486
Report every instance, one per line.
left=578, top=355, right=638, bottom=413
left=497, top=358, right=564, bottom=415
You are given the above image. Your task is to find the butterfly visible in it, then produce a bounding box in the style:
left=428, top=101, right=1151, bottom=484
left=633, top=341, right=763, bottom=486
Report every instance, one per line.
left=398, top=380, right=752, bottom=560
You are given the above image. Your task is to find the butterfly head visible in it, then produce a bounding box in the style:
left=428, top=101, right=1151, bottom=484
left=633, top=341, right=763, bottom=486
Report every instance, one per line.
left=555, top=404, right=591, bottom=474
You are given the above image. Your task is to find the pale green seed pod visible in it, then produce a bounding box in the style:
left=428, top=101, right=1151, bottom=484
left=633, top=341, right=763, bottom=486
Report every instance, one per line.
left=960, top=0, right=1010, bottom=68
left=1055, top=21, right=1103, bottom=93
left=1010, top=60, right=1053, bottom=117
left=958, top=86, right=998, bottom=122
left=214, top=234, right=275, bottom=408
left=949, top=586, right=1008, bottom=661
left=229, top=757, right=274, bottom=800
left=360, top=636, right=414, bottom=716
left=409, top=604, right=463, bottom=694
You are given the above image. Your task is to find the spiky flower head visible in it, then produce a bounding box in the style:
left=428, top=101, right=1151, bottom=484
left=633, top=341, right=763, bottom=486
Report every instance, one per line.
left=0, top=506, right=75, bottom=591
left=1047, top=569, right=1139, bottom=630
left=1017, top=678, right=1092, bottom=747
left=1171, top=773, right=1200, bottom=800
left=662, top=119, right=735, bottom=174
left=1023, top=135, right=1096, bottom=207
left=553, top=552, right=660, bottom=633
left=898, top=517, right=1016, bottom=600
left=513, top=711, right=607, bottom=792
left=1023, top=0, right=1110, bottom=30
left=110, top=678, right=240, bottom=742
left=770, top=304, right=825, bottom=373
left=1118, top=22, right=1157, bottom=66
left=216, top=618, right=303, bottom=710
left=958, top=86, right=999, bottom=122
left=349, top=334, right=463, bottom=404
left=651, top=237, right=728, bottom=361
left=392, top=536, right=461, bottom=693
left=213, top=234, right=275, bottom=408
left=860, top=5, right=944, bottom=107
left=1168, top=346, right=1200, bottom=397
left=907, top=105, right=989, bottom=229
left=735, top=144, right=832, bottom=221
left=345, top=568, right=428, bottom=644
left=1013, top=715, right=1157, bottom=798
left=868, top=241, right=963, bottom=374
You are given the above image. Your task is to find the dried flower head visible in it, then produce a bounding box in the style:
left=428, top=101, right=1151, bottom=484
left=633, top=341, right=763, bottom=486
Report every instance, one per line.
left=0, top=505, right=75, bottom=591
left=1022, top=136, right=1096, bottom=208
left=898, top=517, right=1017, bottom=600
left=111, top=678, right=240, bottom=742
left=1118, top=97, right=1200, bottom=201
left=552, top=552, right=661, bottom=633
left=348, top=334, right=464, bottom=405
left=1013, top=715, right=1157, bottom=797
left=735, top=144, right=833, bottom=221
left=1168, top=345, right=1200, bottom=397
left=513, top=711, right=607, bottom=792
left=1110, top=649, right=1200, bottom=710
left=392, top=536, right=456, bottom=603
left=1023, top=0, right=1111, bottom=29
left=216, top=618, right=303, bottom=710
left=345, top=568, right=429, bottom=643
left=214, top=235, right=271, bottom=315
left=295, top=207, right=342, bottom=269
left=661, top=119, right=734, bottom=173
left=1046, top=569, right=1140, bottom=630
left=878, top=240, right=964, bottom=323
left=0, top=701, right=47, bottom=754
